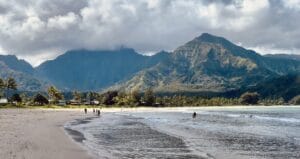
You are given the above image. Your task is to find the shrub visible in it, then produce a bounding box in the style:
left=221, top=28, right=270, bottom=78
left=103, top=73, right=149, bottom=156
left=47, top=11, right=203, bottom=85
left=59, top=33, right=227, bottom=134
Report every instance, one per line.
left=290, top=95, right=300, bottom=105
left=240, top=92, right=260, bottom=105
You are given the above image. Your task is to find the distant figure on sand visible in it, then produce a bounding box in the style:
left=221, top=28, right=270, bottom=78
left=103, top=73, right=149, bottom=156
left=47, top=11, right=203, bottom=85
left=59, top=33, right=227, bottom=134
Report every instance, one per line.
left=84, top=108, right=87, bottom=114
left=193, top=112, right=197, bottom=118
left=93, top=109, right=95, bottom=113
left=97, top=110, right=100, bottom=116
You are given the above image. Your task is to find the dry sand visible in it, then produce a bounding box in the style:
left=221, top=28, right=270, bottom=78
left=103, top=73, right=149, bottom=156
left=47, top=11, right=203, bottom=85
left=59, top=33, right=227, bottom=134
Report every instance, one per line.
left=0, top=109, right=94, bottom=159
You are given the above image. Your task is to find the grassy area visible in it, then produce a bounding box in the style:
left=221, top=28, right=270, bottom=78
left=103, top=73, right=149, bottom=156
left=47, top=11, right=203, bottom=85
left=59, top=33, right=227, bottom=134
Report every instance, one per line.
left=0, top=104, right=151, bottom=109
left=1, top=104, right=296, bottom=109
left=0, top=104, right=104, bottom=109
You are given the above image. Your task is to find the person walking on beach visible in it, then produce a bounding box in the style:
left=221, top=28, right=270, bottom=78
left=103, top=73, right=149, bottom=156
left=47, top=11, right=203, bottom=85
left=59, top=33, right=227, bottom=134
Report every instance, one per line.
left=84, top=108, right=87, bottom=114
left=193, top=112, right=197, bottom=118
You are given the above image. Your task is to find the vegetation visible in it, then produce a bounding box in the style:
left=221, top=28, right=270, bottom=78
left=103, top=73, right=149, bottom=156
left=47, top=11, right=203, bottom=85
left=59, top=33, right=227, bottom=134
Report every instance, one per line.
left=240, top=92, right=260, bottom=105
left=290, top=95, right=300, bottom=105
left=0, top=77, right=18, bottom=99
left=72, top=91, right=82, bottom=101
left=0, top=78, right=4, bottom=97
left=11, top=93, right=22, bottom=103
left=47, top=86, right=63, bottom=104
left=0, top=77, right=299, bottom=108
left=0, top=77, right=18, bottom=101
left=143, top=88, right=155, bottom=106
left=34, top=94, right=49, bottom=105
left=101, top=91, right=118, bottom=105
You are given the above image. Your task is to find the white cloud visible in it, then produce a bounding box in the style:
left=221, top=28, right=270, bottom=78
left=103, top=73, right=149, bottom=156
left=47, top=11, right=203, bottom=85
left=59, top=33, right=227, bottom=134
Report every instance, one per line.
left=283, top=0, right=300, bottom=10
left=239, top=0, right=269, bottom=13
left=249, top=46, right=300, bottom=55
left=48, top=12, right=79, bottom=30
left=0, top=0, right=299, bottom=66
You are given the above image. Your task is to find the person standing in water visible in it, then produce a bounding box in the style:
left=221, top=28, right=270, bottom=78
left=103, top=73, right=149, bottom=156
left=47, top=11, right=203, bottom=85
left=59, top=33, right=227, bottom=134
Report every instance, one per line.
left=84, top=108, right=87, bottom=114
left=97, top=110, right=100, bottom=116
left=193, top=112, right=197, bottom=118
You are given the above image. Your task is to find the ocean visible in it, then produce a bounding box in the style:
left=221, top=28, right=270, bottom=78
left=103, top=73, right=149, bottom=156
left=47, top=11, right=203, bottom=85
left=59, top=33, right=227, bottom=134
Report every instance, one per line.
left=65, top=106, right=300, bottom=159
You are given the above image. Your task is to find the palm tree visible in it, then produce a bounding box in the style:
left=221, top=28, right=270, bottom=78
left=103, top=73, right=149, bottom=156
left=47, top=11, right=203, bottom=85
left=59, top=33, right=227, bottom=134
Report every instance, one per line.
left=144, top=88, right=155, bottom=106
left=73, top=91, right=81, bottom=101
left=47, top=86, right=63, bottom=104
left=5, top=77, right=17, bottom=99
left=0, top=78, right=4, bottom=97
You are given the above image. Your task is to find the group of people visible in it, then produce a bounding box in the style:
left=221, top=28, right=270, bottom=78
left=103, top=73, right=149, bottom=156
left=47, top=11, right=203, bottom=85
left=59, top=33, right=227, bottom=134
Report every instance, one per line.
left=84, top=108, right=196, bottom=118
left=84, top=108, right=101, bottom=116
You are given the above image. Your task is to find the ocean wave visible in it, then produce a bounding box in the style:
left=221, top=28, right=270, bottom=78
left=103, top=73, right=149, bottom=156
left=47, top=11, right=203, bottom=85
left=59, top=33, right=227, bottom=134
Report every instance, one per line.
left=253, top=116, right=300, bottom=123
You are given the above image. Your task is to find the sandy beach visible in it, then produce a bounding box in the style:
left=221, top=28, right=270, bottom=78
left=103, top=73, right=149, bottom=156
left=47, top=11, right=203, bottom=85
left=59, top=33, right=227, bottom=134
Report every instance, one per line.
left=2, top=106, right=300, bottom=159
left=0, top=109, right=93, bottom=159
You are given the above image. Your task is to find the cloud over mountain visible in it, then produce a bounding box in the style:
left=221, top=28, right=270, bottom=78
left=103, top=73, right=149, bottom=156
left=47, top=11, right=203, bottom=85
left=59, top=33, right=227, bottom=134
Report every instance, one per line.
left=0, top=0, right=299, bottom=66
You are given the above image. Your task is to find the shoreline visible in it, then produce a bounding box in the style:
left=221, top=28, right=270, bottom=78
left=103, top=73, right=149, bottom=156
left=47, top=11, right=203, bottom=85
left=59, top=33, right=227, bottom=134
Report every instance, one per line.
left=66, top=106, right=300, bottom=159
left=2, top=106, right=300, bottom=159
left=66, top=112, right=209, bottom=159
left=1, top=104, right=299, bottom=111
left=0, top=109, right=94, bottom=159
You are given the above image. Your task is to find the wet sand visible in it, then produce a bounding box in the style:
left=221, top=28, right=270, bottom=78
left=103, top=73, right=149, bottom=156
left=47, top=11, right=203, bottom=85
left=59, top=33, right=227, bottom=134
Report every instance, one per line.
left=66, top=113, right=214, bottom=159
left=0, top=109, right=93, bottom=159
left=66, top=106, right=300, bottom=159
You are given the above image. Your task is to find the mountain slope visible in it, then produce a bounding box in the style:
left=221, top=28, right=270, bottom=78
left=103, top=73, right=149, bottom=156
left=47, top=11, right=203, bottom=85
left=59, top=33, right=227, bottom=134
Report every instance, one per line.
left=0, top=55, right=47, bottom=91
left=112, top=33, right=300, bottom=92
left=0, top=55, right=35, bottom=74
left=265, top=54, right=300, bottom=62
left=36, top=48, right=170, bottom=91
left=247, top=74, right=300, bottom=101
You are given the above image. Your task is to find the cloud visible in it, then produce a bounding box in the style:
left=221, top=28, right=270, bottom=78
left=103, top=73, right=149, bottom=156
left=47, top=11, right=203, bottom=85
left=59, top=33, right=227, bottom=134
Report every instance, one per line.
left=283, top=0, right=300, bottom=10
left=0, top=0, right=299, bottom=66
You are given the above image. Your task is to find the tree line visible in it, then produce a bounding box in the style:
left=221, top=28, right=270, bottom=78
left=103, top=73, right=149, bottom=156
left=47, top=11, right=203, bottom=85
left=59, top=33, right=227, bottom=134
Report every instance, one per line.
left=0, top=77, right=17, bottom=99
left=0, top=78, right=299, bottom=106
left=30, top=87, right=300, bottom=106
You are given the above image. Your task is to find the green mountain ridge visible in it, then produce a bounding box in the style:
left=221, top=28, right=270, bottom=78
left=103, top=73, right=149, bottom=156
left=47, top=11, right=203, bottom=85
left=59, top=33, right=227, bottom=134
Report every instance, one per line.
left=248, top=74, right=300, bottom=100
left=35, top=48, right=170, bottom=91
left=265, top=54, right=300, bottom=62
left=0, top=55, right=47, bottom=91
left=0, top=33, right=299, bottom=95
left=111, top=33, right=300, bottom=93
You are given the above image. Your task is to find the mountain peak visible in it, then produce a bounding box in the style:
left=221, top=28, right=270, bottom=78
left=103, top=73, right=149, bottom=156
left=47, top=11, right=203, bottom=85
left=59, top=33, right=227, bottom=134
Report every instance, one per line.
left=196, top=33, right=233, bottom=46
left=0, top=54, right=34, bottom=74
left=197, top=33, right=217, bottom=39
left=177, top=33, right=260, bottom=59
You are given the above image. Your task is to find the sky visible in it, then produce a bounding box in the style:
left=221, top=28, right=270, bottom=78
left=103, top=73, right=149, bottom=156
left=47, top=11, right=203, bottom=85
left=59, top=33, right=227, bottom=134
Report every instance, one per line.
left=0, top=0, right=300, bottom=66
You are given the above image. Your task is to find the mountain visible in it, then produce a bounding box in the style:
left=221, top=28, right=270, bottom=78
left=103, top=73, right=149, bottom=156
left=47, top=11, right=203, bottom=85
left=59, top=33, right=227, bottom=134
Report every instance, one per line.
left=265, top=54, right=300, bottom=61
left=35, top=48, right=170, bottom=91
left=0, top=55, right=47, bottom=91
left=112, top=33, right=300, bottom=93
left=1, top=33, right=299, bottom=93
left=0, top=55, right=35, bottom=74
left=246, top=74, right=300, bottom=101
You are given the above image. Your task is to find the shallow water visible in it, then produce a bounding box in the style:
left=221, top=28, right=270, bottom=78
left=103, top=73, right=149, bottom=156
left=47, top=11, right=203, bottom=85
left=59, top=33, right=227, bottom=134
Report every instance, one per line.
left=65, top=106, right=300, bottom=159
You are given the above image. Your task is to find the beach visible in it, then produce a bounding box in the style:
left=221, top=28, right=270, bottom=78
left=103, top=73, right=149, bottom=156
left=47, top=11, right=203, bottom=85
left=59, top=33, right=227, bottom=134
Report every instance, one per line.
left=0, top=109, right=93, bottom=159
left=1, top=106, right=300, bottom=159
left=67, top=106, right=300, bottom=159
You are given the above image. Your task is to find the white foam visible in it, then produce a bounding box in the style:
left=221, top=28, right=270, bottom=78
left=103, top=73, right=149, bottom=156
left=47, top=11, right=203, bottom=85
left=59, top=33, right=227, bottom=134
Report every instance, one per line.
left=254, top=115, right=300, bottom=123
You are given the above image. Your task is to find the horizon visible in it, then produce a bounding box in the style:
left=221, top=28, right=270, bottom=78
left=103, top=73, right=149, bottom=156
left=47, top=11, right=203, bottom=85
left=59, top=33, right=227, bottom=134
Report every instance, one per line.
left=1, top=0, right=300, bottom=66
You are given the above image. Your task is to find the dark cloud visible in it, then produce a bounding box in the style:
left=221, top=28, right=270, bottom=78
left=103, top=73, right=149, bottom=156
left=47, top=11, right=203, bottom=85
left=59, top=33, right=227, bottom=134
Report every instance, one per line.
left=0, top=0, right=299, bottom=66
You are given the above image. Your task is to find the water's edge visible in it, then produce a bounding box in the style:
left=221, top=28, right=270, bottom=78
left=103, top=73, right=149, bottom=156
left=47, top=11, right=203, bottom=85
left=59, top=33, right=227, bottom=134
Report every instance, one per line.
left=64, top=114, right=209, bottom=159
